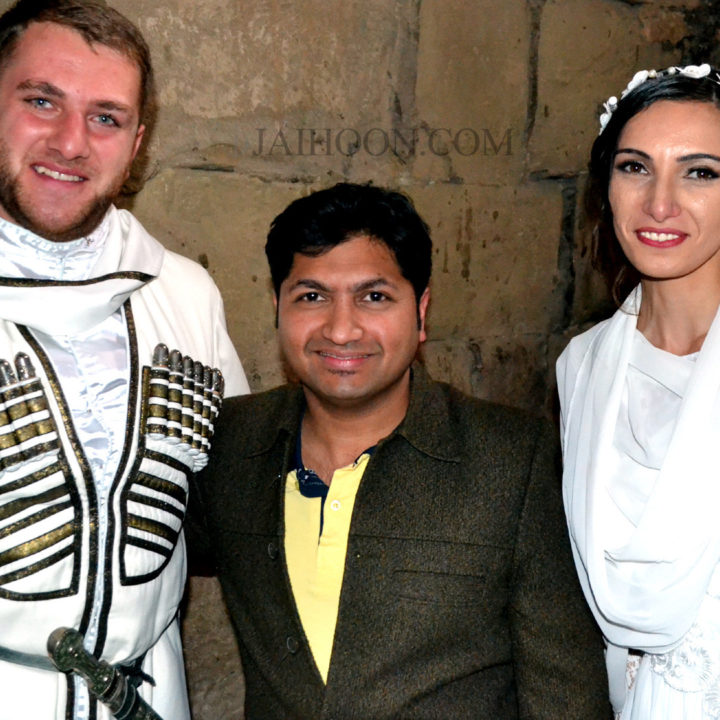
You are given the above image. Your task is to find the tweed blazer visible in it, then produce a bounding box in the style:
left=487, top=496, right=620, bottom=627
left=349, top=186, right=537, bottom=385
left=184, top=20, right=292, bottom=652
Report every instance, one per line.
left=191, top=367, right=610, bottom=719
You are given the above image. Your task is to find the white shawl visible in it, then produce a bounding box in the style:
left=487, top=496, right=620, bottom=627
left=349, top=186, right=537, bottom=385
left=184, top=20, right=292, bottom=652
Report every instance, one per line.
left=557, top=287, right=720, bottom=711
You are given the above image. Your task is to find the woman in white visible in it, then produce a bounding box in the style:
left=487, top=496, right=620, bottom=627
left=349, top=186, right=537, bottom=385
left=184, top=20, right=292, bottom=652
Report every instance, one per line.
left=558, top=64, right=720, bottom=720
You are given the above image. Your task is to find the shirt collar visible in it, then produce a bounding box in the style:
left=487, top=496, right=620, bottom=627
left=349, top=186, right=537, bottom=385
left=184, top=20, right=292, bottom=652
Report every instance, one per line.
left=247, top=364, right=462, bottom=465
left=292, top=410, right=375, bottom=498
left=391, top=365, right=462, bottom=462
left=0, top=206, right=161, bottom=336
left=0, top=211, right=111, bottom=281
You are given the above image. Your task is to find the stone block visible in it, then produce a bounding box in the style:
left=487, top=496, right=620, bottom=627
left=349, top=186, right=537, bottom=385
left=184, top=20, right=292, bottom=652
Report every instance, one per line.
left=127, top=169, right=309, bottom=391
left=529, top=0, right=683, bottom=176
left=420, top=340, right=480, bottom=398
left=472, top=334, right=551, bottom=414
left=423, top=334, right=551, bottom=415
left=414, top=0, right=528, bottom=184
left=638, top=4, right=693, bottom=45
left=112, top=0, right=422, bottom=185
left=410, top=182, right=565, bottom=340
left=182, top=576, right=244, bottom=720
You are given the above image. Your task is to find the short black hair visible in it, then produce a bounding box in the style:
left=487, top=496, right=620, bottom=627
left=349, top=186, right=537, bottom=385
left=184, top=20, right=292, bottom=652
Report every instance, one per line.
left=588, top=68, right=720, bottom=304
left=265, top=182, right=432, bottom=302
left=0, top=0, right=154, bottom=124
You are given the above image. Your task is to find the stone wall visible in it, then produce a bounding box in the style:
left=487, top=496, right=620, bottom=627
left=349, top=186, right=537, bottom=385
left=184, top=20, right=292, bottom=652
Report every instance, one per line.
left=118, top=0, right=698, bottom=417
left=1, top=0, right=711, bottom=717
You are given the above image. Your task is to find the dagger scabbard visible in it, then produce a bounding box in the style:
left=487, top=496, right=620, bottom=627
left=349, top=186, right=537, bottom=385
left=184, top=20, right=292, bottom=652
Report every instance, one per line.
left=47, top=627, right=163, bottom=720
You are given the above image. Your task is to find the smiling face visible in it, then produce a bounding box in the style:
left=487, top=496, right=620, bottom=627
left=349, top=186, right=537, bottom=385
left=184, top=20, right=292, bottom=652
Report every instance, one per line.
left=0, top=21, right=145, bottom=241
left=276, top=234, right=429, bottom=417
left=608, top=99, right=720, bottom=287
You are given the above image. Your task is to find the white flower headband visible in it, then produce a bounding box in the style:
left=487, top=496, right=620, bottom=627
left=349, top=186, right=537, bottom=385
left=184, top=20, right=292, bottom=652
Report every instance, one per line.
left=598, top=63, right=717, bottom=134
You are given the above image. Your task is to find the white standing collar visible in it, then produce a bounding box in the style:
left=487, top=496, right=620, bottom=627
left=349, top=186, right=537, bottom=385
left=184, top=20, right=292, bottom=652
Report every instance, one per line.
left=0, top=207, right=164, bottom=336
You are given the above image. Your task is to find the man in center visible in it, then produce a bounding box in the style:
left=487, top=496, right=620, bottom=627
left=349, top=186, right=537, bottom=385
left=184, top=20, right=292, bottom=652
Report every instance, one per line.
left=193, top=182, right=610, bottom=719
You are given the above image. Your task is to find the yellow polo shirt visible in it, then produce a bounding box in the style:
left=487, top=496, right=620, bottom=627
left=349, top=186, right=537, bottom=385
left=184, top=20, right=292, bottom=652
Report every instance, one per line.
left=284, top=453, right=369, bottom=682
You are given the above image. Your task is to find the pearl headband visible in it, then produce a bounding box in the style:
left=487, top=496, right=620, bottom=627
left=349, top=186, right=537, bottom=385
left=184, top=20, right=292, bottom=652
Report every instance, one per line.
left=598, top=63, right=716, bottom=134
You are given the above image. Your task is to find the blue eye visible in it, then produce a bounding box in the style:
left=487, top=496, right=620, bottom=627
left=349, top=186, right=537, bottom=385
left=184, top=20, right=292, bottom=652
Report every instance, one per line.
left=96, top=114, right=118, bottom=127
left=28, top=97, right=52, bottom=110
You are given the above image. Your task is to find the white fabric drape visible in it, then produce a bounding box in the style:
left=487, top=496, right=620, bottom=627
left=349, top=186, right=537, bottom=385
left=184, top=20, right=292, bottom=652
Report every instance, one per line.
left=557, top=287, right=720, bottom=715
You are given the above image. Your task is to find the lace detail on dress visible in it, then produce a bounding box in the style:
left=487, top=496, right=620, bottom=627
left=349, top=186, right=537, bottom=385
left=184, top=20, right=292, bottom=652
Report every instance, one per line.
left=648, top=589, right=720, bottom=717
left=626, top=651, right=642, bottom=690
left=651, top=621, right=720, bottom=692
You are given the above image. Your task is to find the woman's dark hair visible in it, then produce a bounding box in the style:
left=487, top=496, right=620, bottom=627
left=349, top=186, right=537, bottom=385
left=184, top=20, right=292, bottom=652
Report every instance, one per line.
left=265, top=182, right=432, bottom=304
left=588, top=68, right=720, bottom=305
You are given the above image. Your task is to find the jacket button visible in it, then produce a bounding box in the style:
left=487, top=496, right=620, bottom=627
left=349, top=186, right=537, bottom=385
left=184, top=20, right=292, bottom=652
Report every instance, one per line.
left=286, top=636, right=299, bottom=654
left=267, top=542, right=279, bottom=560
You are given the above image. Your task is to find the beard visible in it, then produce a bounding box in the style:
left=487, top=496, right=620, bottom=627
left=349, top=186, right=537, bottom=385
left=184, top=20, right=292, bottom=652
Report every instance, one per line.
left=0, top=146, right=128, bottom=243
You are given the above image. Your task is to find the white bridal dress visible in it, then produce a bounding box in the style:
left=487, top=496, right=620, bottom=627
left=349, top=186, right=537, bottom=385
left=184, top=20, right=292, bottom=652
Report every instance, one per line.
left=558, top=288, right=720, bottom=720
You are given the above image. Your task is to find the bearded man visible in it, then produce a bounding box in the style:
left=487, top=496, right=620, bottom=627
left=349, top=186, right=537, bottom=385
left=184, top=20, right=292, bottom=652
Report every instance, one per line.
left=0, top=2, right=248, bottom=719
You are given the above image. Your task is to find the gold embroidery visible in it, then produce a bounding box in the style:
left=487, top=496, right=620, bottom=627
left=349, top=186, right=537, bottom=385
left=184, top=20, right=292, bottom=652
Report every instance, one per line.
left=0, top=521, right=74, bottom=567
left=127, top=514, right=178, bottom=544
left=134, top=471, right=186, bottom=505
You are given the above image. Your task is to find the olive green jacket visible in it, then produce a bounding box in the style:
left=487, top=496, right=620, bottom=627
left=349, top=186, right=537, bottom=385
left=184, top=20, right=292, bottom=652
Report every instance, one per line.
left=191, top=367, right=610, bottom=719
